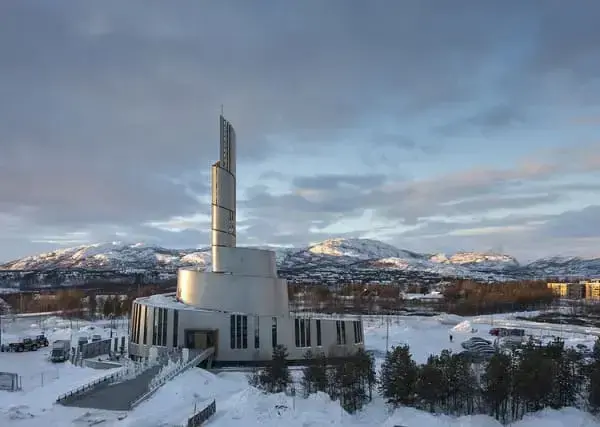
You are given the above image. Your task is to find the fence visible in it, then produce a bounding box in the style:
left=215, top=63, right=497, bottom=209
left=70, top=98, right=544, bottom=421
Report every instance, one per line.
left=186, top=400, right=216, bottom=427
left=129, top=347, right=215, bottom=409
left=0, top=372, right=21, bottom=391
left=80, top=338, right=112, bottom=359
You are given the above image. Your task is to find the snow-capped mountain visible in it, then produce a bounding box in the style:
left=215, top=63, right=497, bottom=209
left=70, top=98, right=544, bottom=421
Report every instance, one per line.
left=525, top=256, right=600, bottom=278
left=0, top=242, right=212, bottom=272
left=0, top=238, right=598, bottom=290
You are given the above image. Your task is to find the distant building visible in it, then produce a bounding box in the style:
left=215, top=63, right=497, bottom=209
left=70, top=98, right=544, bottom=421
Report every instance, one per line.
left=584, top=279, right=600, bottom=301
left=547, top=282, right=585, bottom=299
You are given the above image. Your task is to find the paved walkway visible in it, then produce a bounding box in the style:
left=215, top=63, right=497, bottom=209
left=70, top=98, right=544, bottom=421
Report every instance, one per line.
left=61, top=365, right=162, bottom=411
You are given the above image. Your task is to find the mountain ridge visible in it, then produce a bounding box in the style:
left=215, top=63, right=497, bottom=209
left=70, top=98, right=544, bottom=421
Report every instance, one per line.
left=1, top=238, right=598, bottom=283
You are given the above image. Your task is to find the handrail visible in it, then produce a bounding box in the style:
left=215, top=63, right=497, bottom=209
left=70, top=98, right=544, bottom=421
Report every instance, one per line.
left=129, top=347, right=214, bottom=409
left=55, top=369, right=122, bottom=403
left=55, top=361, right=151, bottom=404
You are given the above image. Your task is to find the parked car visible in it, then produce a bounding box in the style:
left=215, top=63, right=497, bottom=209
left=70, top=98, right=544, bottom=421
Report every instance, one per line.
left=461, top=337, right=492, bottom=350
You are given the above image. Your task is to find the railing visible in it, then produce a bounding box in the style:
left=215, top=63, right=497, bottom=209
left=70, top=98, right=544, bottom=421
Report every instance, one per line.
left=55, top=370, right=123, bottom=403
left=56, top=360, right=151, bottom=404
left=129, top=347, right=215, bottom=409
left=186, top=400, right=216, bottom=427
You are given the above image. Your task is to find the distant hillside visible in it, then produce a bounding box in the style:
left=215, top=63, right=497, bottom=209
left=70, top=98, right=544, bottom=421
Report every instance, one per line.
left=0, top=238, right=598, bottom=291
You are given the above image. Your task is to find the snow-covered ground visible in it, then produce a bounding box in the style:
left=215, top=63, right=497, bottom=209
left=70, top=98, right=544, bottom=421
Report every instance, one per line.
left=0, top=313, right=598, bottom=426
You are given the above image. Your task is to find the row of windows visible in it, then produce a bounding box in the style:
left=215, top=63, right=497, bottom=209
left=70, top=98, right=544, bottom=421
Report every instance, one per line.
left=132, top=307, right=363, bottom=350
left=152, top=307, right=168, bottom=346
left=294, top=319, right=323, bottom=348
left=230, top=316, right=280, bottom=350
left=295, top=319, right=365, bottom=348
left=130, top=303, right=172, bottom=347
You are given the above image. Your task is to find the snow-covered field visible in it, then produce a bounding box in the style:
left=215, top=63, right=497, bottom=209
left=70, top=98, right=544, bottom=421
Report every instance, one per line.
left=1, top=312, right=598, bottom=426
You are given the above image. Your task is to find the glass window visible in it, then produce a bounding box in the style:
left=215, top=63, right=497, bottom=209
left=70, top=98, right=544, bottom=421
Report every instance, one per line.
left=236, top=314, right=242, bottom=349
left=242, top=316, right=248, bottom=349
left=336, top=320, right=346, bottom=345
left=271, top=317, right=278, bottom=348
left=162, top=309, right=168, bottom=346
left=316, top=319, right=322, bottom=346
left=294, top=319, right=311, bottom=347
left=230, top=314, right=248, bottom=349
left=353, top=320, right=362, bottom=343
left=173, top=309, right=179, bottom=347
left=142, top=306, right=148, bottom=345
left=254, top=316, right=260, bottom=349
left=230, top=315, right=235, bottom=349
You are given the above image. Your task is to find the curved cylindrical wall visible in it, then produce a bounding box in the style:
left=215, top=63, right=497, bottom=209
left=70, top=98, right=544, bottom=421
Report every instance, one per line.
left=177, top=269, right=289, bottom=316
left=212, top=247, right=276, bottom=276
left=211, top=164, right=236, bottom=249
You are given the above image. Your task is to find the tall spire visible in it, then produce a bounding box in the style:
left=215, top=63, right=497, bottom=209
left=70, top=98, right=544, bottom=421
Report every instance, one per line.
left=211, top=114, right=237, bottom=261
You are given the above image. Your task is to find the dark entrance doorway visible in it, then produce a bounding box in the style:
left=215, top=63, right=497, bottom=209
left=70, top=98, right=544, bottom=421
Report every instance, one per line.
left=184, top=329, right=218, bottom=354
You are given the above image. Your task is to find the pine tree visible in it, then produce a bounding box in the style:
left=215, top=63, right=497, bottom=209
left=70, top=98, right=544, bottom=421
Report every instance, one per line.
left=416, top=354, right=445, bottom=413
left=250, top=345, right=292, bottom=394
left=101, top=297, right=112, bottom=318
left=482, top=352, right=512, bottom=423
left=87, top=293, right=97, bottom=319
left=301, top=350, right=330, bottom=397
left=588, top=338, right=600, bottom=413
left=379, top=345, right=418, bottom=407
left=354, top=347, right=376, bottom=402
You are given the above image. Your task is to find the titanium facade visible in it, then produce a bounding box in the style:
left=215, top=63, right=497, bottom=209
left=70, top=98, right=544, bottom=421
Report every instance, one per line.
left=128, top=115, right=364, bottom=365
left=211, top=115, right=236, bottom=260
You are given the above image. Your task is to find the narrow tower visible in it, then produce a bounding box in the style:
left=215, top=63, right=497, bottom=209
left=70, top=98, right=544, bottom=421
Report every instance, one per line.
left=211, top=115, right=236, bottom=270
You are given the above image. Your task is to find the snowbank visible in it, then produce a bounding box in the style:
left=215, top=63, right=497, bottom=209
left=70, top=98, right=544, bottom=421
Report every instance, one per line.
left=452, top=320, right=473, bottom=333
left=436, top=313, right=464, bottom=326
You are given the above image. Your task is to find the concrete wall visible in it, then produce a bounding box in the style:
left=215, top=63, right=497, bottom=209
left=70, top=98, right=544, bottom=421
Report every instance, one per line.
left=177, top=270, right=289, bottom=316
left=129, top=301, right=364, bottom=363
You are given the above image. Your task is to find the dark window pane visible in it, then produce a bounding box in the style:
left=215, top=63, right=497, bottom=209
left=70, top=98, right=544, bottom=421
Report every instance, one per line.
left=316, top=320, right=322, bottom=346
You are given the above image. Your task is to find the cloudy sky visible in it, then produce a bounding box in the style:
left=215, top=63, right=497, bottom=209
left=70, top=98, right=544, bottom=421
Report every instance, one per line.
left=1, top=1, right=599, bottom=263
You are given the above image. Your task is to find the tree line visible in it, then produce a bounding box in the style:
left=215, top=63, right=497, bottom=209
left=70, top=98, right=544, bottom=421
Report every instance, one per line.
left=248, top=338, right=600, bottom=423
left=249, top=345, right=376, bottom=414
left=288, top=280, right=557, bottom=316
left=1, top=286, right=161, bottom=318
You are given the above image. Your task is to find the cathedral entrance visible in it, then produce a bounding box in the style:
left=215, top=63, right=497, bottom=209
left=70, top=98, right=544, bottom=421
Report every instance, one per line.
left=184, top=329, right=218, bottom=354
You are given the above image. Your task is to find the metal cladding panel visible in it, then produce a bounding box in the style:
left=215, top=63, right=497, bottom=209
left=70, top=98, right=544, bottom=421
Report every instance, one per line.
left=128, top=302, right=364, bottom=363
left=211, top=165, right=235, bottom=211
left=212, top=247, right=276, bottom=277
left=177, top=269, right=289, bottom=316
left=211, top=163, right=236, bottom=248
left=220, top=115, right=236, bottom=177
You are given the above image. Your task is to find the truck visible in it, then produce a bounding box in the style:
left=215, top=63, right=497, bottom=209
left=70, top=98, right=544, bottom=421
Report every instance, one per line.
left=34, top=334, right=49, bottom=347
left=2, top=337, right=39, bottom=352
left=50, top=340, right=71, bottom=363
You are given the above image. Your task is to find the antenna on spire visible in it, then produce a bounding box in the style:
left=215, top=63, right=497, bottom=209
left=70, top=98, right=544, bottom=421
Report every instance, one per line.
left=220, top=104, right=224, bottom=116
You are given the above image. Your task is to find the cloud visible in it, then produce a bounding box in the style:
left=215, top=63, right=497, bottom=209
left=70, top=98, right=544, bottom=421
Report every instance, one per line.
left=1, top=1, right=600, bottom=261
left=240, top=145, right=600, bottom=258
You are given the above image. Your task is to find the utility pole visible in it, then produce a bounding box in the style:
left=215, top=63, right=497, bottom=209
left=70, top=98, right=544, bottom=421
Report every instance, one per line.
left=385, top=317, right=390, bottom=353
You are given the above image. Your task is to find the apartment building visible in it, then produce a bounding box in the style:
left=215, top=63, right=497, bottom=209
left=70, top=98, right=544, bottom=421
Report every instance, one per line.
left=547, top=282, right=585, bottom=299
left=585, top=279, right=600, bottom=301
